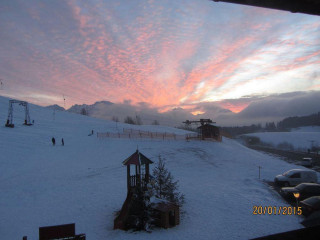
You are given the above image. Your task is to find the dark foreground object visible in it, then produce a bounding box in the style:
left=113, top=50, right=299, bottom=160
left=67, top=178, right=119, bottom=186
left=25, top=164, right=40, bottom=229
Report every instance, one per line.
left=250, top=224, right=320, bottom=240
left=212, top=0, right=320, bottom=16
left=23, top=223, right=85, bottom=240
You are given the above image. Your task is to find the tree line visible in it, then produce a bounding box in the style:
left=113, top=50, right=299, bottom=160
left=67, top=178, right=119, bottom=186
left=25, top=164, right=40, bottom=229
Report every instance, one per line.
left=112, top=115, right=159, bottom=125
left=222, top=112, right=320, bottom=137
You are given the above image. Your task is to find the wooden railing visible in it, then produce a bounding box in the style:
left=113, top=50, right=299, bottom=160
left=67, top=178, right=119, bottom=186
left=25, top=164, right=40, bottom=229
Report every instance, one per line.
left=129, top=175, right=148, bottom=188
left=97, top=128, right=198, bottom=141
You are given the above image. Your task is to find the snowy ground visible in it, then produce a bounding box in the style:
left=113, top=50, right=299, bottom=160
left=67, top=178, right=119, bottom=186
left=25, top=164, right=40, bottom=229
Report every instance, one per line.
left=0, top=96, right=315, bottom=239
left=243, top=127, right=320, bottom=151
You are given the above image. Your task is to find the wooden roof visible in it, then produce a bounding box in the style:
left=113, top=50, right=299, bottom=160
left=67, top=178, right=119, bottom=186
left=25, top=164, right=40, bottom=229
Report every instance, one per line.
left=122, top=150, right=153, bottom=166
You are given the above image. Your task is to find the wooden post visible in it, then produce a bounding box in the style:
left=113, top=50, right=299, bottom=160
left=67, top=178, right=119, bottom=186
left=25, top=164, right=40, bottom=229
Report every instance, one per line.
left=258, top=166, right=262, bottom=179
left=146, top=163, right=149, bottom=183
left=127, top=165, right=130, bottom=191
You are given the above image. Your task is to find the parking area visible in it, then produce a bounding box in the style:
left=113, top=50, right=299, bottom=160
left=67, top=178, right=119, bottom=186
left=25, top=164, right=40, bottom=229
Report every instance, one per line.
left=248, top=145, right=320, bottom=172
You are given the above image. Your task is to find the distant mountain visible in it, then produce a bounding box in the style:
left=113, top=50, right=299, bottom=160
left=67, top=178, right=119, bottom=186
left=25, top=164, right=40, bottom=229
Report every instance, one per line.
left=45, top=104, right=65, bottom=111
left=67, top=100, right=113, bottom=115
left=65, top=100, right=229, bottom=126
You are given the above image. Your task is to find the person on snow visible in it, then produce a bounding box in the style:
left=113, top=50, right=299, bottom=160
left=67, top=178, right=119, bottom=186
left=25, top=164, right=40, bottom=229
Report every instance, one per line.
left=62, top=138, right=64, bottom=146
left=52, top=137, right=55, bottom=146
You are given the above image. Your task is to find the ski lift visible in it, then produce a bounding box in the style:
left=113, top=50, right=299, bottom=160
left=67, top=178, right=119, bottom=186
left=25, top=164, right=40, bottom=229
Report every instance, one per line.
left=5, top=100, right=33, bottom=128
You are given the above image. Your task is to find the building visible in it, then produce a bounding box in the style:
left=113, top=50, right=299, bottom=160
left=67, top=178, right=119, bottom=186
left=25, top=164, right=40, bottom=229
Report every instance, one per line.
left=151, top=200, right=180, bottom=229
left=197, top=124, right=222, bottom=141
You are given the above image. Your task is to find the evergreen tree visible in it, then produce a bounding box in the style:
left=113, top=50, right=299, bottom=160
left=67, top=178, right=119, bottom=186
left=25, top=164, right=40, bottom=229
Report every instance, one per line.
left=127, top=186, right=153, bottom=231
left=152, top=155, right=185, bottom=207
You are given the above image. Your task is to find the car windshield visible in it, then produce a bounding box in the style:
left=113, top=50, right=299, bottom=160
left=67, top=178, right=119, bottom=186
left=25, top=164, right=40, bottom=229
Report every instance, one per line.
left=283, top=171, right=292, bottom=176
left=303, top=197, right=320, bottom=208
left=295, top=184, right=306, bottom=191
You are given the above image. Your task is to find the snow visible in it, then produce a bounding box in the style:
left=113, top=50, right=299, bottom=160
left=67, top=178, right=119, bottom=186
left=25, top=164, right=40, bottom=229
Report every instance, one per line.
left=0, top=95, right=313, bottom=239
left=291, top=126, right=320, bottom=132
left=243, top=129, right=320, bottom=151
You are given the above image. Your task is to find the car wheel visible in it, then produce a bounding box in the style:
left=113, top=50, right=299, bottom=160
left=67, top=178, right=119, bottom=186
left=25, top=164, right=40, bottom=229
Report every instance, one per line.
left=283, top=182, right=290, bottom=187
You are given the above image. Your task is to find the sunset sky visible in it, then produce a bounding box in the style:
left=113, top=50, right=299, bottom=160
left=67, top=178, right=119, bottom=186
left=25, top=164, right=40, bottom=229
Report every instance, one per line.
left=0, top=0, right=319, bottom=115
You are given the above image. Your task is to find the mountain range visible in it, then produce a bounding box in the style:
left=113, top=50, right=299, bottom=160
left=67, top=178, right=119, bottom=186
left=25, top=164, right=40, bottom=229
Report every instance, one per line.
left=45, top=91, right=320, bottom=127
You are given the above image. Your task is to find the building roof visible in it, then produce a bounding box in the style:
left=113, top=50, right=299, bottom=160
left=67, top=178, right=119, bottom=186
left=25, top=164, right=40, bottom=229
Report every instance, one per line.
left=122, top=150, right=153, bottom=166
left=197, top=123, right=219, bottom=129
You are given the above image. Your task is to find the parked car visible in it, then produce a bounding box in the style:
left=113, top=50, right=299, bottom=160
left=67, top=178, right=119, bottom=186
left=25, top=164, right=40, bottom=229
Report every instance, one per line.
left=297, top=158, right=313, bottom=168
left=300, top=196, right=320, bottom=216
left=274, top=169, right=317, bottom=187
left=280, top=183, right=320, bottom=201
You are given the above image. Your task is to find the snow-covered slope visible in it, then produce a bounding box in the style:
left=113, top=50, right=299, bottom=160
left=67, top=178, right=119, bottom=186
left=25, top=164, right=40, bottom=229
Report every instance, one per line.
left=0, top=96, right=311, bottom=239
left=243, top=127, right=320, bottom=151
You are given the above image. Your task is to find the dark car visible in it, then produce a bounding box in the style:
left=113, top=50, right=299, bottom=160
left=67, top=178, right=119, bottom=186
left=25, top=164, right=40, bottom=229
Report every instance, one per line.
left=300, top=196, right=320, bottom=216
left=297, top=158, right=313, bottom=168
left=280, top=183, right=320, bottom=201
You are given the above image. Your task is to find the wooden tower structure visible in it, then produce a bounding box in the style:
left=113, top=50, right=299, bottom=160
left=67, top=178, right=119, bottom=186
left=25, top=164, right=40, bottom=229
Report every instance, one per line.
left=122, top=150, right=153, bottom=193
left=114, top=150, right=153, bottom=230
left=114, top=150, right=181, bottom=230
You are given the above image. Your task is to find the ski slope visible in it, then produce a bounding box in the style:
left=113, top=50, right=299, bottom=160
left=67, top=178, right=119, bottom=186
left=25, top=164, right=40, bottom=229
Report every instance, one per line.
left=0, top=96, right=313, bottom=239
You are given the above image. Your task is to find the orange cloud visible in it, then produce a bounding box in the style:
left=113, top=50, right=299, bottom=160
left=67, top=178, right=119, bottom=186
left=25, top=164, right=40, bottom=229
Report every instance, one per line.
left=1, top=0, right=319, bottom=113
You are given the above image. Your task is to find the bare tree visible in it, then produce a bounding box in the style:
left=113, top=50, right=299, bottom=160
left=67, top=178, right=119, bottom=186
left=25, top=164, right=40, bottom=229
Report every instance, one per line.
left=135, top=115, right=143, bottom=125
left=124, top=116, right=135, bottom=124
left=152, top=120, right=159, bottom=125
left=112, top=116, right=119, bottom=122
left=80, top=107, right=88, bottom=116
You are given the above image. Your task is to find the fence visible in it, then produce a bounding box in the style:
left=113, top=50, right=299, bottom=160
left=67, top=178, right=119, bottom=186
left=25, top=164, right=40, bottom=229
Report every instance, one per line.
left=97, top=128, right=198, bottom=141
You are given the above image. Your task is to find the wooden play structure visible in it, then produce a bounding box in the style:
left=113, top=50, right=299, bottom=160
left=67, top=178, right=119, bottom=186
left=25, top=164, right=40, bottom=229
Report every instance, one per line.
left=113, top=150, right=180, bottom=230
left=152, top=201, right=180, bottom=229
left=114, top=150, right=153, bottom=230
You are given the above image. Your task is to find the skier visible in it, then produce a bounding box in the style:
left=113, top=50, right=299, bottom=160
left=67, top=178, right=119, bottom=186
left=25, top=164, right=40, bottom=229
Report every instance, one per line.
left=62, top=138, right=64, bottom=146
left=52, top=137, right=55, bottom=146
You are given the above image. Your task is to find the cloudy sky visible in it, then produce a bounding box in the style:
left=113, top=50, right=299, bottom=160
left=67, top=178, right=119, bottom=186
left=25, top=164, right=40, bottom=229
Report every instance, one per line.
left=0, top=0, right=319, bottom=124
